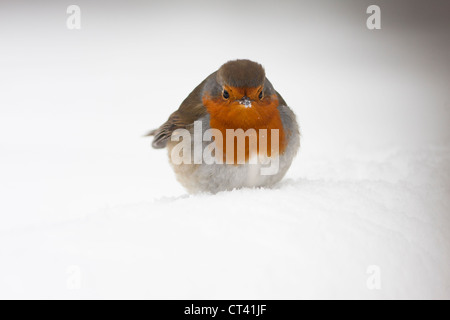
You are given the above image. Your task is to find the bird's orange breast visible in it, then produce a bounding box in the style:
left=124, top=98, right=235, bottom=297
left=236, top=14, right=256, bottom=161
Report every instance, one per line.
left=202, top=88, right=286, bottom=164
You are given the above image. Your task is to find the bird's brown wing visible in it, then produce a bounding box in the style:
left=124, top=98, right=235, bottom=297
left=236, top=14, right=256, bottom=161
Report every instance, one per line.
left=146, top=105, right=206, bottom=149
left=146, top=76, right=211, bottom=149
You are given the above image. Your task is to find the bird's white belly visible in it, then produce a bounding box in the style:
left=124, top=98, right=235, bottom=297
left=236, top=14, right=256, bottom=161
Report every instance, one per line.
left=169, top=152, right=293, bottom=194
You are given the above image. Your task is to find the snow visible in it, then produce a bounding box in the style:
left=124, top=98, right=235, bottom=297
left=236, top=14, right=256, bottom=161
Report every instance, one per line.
left=2, top=144, right=449, bottom=299
left=0, top=0, right=449, bottom=299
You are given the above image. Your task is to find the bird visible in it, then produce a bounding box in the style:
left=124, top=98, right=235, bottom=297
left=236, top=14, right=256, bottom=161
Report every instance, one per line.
left=147, top=59, right=300, bottom=194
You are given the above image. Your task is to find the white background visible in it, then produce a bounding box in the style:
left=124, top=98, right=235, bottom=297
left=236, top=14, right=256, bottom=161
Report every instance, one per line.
left=0, top=0, right=449, bottom=299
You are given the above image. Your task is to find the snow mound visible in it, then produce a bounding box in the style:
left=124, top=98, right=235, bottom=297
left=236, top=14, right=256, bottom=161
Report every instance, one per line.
left=1, top=145, right=449, bottom=299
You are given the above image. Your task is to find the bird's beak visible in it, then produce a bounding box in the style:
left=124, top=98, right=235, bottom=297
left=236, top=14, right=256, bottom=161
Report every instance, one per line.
left=238, top=96, right=252, bottom=108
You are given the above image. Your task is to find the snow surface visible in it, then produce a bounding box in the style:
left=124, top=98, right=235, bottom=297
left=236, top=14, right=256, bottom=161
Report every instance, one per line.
left=0, top=0, right=449, bottom=299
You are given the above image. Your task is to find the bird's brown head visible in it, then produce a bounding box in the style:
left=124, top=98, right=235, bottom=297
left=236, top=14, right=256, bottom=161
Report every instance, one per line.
left=202, top=59, right=286, bottom=162
left=202, top=59, right=281, bottom=130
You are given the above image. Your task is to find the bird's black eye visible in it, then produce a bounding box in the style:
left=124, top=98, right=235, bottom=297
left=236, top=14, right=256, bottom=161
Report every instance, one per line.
left=259, top=91, right=264, bottom=100
left=223, top=90, right=230, bottom=100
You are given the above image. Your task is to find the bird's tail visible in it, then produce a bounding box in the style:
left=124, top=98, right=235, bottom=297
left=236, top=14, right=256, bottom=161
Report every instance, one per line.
left=144, top=126, right=170, bottom=149
left=144, top=129, right=158, bottom=137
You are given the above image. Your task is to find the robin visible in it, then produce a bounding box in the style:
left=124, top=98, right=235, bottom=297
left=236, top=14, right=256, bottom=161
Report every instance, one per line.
left=147, top=59, right=300, bottom=193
